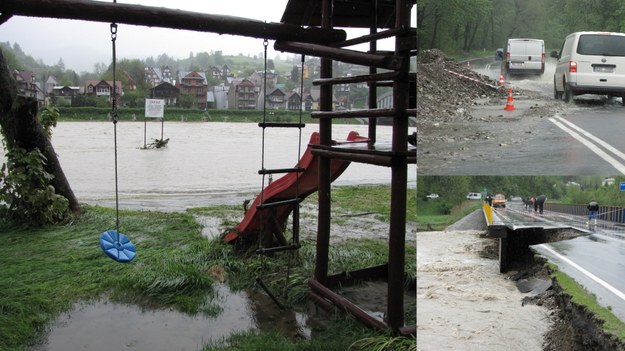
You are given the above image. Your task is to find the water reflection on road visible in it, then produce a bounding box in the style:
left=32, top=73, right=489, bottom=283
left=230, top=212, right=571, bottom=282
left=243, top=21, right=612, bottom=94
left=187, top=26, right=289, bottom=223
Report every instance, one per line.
left=1, top=121, right=416, bottom=211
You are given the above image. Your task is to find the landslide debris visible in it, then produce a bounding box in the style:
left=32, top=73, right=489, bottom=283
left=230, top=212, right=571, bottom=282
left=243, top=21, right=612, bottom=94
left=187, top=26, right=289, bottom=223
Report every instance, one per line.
left=417, top=49, right=506, bottom=123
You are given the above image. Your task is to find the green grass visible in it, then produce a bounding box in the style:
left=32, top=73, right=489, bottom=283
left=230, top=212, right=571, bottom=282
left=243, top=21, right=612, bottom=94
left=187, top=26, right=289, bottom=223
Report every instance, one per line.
left=308, top=184, right=416, bottom=223
left=416, top=200, right=481, bottom=230
left=0, top=206, right=219, bottom=350
left=0, top=184, right=416, bottom=350
left=549, top=263, right=625, bottom=341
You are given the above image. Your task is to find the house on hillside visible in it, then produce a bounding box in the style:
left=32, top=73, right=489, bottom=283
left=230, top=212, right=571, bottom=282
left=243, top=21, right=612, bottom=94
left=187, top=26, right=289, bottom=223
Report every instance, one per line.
left=286, top=92, right=301, bottom=111
left=45, top=76, right=60, bottom=95
left=145, top=66, right=173, bottom=87
left=50, top=86, right=80, bottom=105
left=84, top=80, right=123, bottom=105
left=209, top=64, right=231, bottom=81
left=221, top=64, right=231, bottom=80
left=248, top=70, right=277, bottom=90
left=14, top=70, right=39, bottom=99
left=213, top=84, right=229, bottom=109
left=208, top=66, right=222, bottom=80
left=51, top=86, right=81, bottom=97
left=150, top=81, right=179, bottom=106
left=266, top=88, right=286, bottom=110
left=177, top=71, right=208, bottom=108
left=308, top=87, right=321, bottom=110
left=228, top=78, right=257, bottom=110
left=302, top=92, right=314, bottom=111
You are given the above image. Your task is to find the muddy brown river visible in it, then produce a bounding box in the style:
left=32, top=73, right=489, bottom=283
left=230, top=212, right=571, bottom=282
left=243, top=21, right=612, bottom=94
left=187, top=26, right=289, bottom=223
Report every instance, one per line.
left=1, top=121, right=416, bottom=211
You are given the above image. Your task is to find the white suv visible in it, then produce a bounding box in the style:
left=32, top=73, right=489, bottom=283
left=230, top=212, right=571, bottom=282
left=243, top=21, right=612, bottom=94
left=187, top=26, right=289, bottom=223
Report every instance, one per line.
left=551, top=31, right=625, bottom=103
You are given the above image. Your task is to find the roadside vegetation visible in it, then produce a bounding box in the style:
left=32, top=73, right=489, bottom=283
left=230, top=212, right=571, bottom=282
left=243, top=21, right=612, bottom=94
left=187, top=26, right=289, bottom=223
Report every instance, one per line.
left=0, top=184, right=415, bottom=351
left=417, top=176, right=625, bottom=229
left=417, top=199, right=481, bottom=230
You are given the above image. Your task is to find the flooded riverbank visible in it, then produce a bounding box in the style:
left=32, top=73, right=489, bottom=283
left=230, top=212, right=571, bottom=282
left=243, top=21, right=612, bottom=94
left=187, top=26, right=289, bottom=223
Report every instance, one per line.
left=1, top=121, right=416, bottom=211
left=2, top=121, right=417, bottom=350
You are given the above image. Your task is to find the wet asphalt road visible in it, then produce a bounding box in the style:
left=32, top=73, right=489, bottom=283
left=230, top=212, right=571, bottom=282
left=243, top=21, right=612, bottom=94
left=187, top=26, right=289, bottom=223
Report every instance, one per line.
left=532, top=234, right=625, bottom=323
left=432, top=57, right=625, bottom=175
left=493, top=201, right=625, bottom=323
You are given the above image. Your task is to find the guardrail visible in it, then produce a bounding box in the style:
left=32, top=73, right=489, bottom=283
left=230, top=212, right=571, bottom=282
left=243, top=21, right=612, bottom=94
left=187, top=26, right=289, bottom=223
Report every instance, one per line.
left=545, top=203, right=625, bottom=223
left=482, top=202, right=493, bottom=225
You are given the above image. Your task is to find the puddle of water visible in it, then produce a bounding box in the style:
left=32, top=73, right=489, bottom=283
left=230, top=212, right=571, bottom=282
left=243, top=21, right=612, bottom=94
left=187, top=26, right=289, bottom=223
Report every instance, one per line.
left=340, top=281, right=416, bottom=322
left=30, top=284, right=312, bottom=351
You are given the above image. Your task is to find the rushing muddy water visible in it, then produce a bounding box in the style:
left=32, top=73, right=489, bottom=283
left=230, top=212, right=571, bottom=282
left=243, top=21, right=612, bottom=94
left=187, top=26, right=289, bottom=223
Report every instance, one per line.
left=417, top=230, right=551, bottom=350
left=1, top=121, right=415, bottom=211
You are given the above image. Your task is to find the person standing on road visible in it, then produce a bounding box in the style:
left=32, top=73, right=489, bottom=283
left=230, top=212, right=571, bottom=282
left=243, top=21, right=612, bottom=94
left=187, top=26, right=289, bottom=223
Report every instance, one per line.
left=587, top=200, right=599, bottom=225
left=486, top=194, right=493, bottom=206
left=534, top=195, right=546, bottom=214
left=528, top=196, right=535, bottom=211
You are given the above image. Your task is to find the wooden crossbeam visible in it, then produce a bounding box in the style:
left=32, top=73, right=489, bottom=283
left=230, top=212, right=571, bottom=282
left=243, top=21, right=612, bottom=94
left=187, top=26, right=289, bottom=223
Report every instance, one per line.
left=0, top=0, right=346, bottom=44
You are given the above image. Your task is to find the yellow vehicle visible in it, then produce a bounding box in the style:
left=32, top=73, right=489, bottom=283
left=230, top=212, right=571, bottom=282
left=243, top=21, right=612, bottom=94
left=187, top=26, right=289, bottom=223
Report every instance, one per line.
left=492, top=193, right=506, bottom=208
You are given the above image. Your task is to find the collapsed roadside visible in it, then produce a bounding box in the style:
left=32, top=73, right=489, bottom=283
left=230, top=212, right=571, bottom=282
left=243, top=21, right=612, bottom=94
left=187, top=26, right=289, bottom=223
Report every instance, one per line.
left=417, top=208, right=625, bottom=350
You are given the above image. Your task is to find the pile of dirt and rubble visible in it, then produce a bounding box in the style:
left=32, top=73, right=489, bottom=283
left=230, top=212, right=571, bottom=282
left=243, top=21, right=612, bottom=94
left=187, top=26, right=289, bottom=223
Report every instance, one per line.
left=415, top=49, right=561, bottom=173
left=417, top=49, right=506, bottom=123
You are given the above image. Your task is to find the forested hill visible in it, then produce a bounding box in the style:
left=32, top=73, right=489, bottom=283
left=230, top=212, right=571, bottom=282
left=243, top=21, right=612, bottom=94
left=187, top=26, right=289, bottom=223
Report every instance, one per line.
left=417, top=0, right=625, bottom=55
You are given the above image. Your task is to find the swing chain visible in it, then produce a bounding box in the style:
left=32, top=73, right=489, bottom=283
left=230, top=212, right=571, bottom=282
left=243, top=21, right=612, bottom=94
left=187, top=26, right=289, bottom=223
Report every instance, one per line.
left=110, top=23, right=118, bottom=123
left=110, top=16, right=120, bottom=234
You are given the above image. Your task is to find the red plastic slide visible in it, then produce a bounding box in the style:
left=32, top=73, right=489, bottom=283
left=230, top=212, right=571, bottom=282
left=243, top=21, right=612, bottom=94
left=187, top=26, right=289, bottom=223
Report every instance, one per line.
left=224, top=131, right=368, bottom=243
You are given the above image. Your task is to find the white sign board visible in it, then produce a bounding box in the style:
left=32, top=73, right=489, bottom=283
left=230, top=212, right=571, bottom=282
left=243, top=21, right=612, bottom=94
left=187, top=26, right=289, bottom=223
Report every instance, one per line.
left=145, top=99, right=165, bottom=118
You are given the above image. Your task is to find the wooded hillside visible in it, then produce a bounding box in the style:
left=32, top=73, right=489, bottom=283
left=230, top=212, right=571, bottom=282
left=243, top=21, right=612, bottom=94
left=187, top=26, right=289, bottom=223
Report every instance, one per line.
left=417, top=0, right=625, bottom=54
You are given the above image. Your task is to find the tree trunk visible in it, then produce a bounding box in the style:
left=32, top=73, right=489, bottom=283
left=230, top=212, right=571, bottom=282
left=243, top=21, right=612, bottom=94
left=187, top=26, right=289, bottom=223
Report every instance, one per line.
left=467, top=22, right=479, bottom=52
left=429, top=8, right=441, bottom=49
left=0, top=49, right=81, bottom=214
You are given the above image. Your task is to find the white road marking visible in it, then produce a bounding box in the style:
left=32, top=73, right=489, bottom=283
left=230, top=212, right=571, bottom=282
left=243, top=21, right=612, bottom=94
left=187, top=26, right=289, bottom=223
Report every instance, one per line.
left=536, top=243, right=625, bottom=301
left=553, top=116, right=625, bottom=162
left=549, top=117, right=625, bottom=174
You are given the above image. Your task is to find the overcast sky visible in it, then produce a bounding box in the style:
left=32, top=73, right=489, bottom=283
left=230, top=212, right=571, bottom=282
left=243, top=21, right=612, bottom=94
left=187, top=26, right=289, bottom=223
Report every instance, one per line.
left=0, top=1, right=414, bottom=73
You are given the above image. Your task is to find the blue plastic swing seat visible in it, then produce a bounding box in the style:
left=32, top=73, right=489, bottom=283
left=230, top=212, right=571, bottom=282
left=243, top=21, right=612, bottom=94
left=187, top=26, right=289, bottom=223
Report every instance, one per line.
left=100, top=230, right=136, bottom=263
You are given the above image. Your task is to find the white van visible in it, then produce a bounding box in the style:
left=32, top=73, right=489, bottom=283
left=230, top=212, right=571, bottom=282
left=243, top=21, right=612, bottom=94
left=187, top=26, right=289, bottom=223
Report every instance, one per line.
left=551, top=31, right=625, bottom=103
left=466, top=192, right=482, bottom=200
left=503, top=38, right=545, bottom=76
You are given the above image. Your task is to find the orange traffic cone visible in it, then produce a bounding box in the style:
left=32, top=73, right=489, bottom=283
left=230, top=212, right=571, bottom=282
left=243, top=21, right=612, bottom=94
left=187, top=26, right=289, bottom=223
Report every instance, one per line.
left=504, top=88, right=515, bottom=111
left=499, top=74, right=505, bottom=86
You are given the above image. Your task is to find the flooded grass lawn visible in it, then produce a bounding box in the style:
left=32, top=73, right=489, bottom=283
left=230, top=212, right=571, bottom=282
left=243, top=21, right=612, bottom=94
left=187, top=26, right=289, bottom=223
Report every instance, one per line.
left=0, top=185, right=416, bottom=350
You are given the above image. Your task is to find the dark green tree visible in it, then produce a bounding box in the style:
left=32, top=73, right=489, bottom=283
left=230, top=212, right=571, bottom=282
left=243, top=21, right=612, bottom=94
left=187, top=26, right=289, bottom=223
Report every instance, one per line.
left=290, top=65, right=300, bottom=83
